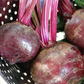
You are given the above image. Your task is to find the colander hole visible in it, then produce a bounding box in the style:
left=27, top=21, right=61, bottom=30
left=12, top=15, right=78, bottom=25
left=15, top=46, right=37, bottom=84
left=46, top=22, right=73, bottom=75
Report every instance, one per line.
left=3, top=7, right=6, bottom=11
left=1, top=70, right=3, bottom=73
left=7, top=1, right=10, bottom=5
left=5, top=15, right=8, bottom=19
left=20, top=77, right=24, bottom=80
left=14, top=11, right=18, bottom=15
left=12, top=82, right=15, bottom=84
left=1, top=21, right=4, bottom=25
left=30, top=75, right=32, bottom=78
left=4, top=70, right=7, bottom=73
left=17, top=70, right=20, bottom=73
left=7, top=76, right=10, bottom=80
left=23, top=72, right=27, bottom=76
left=1, top=57, right=3, bottom=60
left=0, top=64, right=1, bottom=67
left=74, top=4, right=77, bottom=7
left=2, top=64, right=5, bottom=67
left=10, top=76, right=13, bottom=79
left=6, top=63, right=9, bottom=66
left=0, top=13, right=2, bottom=17
left=13, top=3, right=16, bottom=7
left=16, top=18, right=18, bottom=21
left=8, top=9, right=11, bottom=13
left=27, top=79, right=31, bottom=83
left=10, top=17, right=13, bottom=21
left=7, top=70, right=10, bottom=73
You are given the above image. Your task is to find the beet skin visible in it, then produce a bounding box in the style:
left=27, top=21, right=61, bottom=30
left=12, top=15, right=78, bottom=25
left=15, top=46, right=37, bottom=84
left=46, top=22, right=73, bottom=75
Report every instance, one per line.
left=65, top=9, right=84, bottom=51
left=0, top=22, right=40, bottom=64
left=31, top=42, right=84, bottom=84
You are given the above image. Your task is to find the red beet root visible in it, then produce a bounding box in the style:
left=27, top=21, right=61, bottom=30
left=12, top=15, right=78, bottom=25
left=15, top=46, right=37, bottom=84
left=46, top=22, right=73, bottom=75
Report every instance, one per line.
left=65, top=9, right=84, bottom=51
left=0, top=22, right=40, bottom=64
left=31, top=42, right=84, bottom=84
left=0, top=0, right=40, bottom=64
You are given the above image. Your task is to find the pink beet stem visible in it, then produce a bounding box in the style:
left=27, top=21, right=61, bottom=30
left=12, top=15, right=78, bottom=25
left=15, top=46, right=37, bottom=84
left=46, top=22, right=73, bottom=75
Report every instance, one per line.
left=58, top=4, right=63, bottom=16
left=32, top=9, right=40, bottom=28
left=26, top=0, right=32, bottom=9
left=21, top=0, right=37, bottom=25
left=36, top=27, right=41, bottom=39
left=18, top=0, right=26, bottom=21
left=37, top=0, right=42, bottom=23
left=41, top=0, right=52, bottom=45
left=41, top=0, right=48, bottom=45
left=59, top=1, right=69, bottom=16
left=61, top=0, right=73, bottom=14
left=63, top=0, right=74, bottom=10
left=63, top=0, right=74, bottom=14
left=58, top=0, right=74, bottom=19
left=50, top=0, right=59, bottom=42
left=27, top=20, right=35, bottom=29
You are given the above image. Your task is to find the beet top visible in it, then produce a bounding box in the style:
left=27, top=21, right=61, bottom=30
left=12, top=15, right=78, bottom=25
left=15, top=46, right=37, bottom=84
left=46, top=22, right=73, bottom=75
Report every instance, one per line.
left=0, top=22, right=40, bottom=64
left=31, top=42, right=84, bottom=84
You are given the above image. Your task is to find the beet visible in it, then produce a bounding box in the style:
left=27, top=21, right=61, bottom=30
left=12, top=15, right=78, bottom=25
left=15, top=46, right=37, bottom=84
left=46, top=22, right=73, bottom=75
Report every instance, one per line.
left=31, top=42, right=84, bottom=84
left=0, top=0, right=40, bottom=64
left=65, top=9, right=84, bottom=51
left=0, top=22, right=40, bottom=64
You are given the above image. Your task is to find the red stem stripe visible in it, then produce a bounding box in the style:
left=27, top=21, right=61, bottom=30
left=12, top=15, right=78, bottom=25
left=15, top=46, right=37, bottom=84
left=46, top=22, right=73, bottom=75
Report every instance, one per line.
left=61, top=0, right=73, bottom=15
left=41, top=0, right=52, bottom=45
left=26, top=0, right=32, bottom=9
left=50, top=0, right=59, bottom=42
left=58, top=0, right=74, bottom=20
left=18, top=0, right=26, bottom=21
left=37, top=0, right=42, bottom=23
left=21, top=0, right=37, bottom=25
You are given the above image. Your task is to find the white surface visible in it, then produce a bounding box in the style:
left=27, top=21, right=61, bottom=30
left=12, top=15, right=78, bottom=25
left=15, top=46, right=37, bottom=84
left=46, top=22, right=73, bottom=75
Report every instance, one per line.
left=56, top=32, right=65, bottom=41
left=0, top=75, right=8, bottom=84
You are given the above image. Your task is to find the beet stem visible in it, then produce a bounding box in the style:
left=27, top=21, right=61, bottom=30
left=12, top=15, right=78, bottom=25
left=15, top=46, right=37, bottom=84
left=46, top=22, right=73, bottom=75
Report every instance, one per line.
left=21, top=0, right=37, bottom=25
left=50, top=0, right=59, bottom=42
left=27, top=19, right=35, bottom=29
left=32, top=9, right=40, bottom=28
left=58, top=0, right=75, bottom=20
left=18, top=0, right=26, bottom=21
left=41, top=0, right=52, bottom=45
left=36, top=0, right=42, bottom=23
left=36, top=27, right=41, bottom=39
left=26, top=0, right=32, bottom=9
